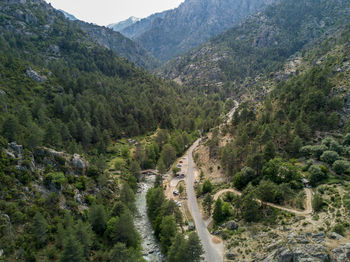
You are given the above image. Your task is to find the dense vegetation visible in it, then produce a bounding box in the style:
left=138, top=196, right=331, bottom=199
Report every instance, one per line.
left=146, top=179, right=203, bottom=261
left=0, top=0, right=223, bottom=155
left=162, top=0, right=350, bottom=96
left=0, top=0, right=221, bottom=261
left=205, top=24, right=350, bottom=215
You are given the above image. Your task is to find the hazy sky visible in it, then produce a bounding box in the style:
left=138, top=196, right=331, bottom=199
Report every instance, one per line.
left=45, top=0, right=185, bottom=26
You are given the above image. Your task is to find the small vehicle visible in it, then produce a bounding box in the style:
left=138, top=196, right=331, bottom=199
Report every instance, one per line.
left=179, top=160, right=183, bottom=164
left=176, top=164, right=182, bottom=168
left=173, top=190, right=179, bottom=196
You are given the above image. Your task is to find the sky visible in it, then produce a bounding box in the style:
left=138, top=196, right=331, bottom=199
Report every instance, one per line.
left=45, top=0, right=185, bottom=26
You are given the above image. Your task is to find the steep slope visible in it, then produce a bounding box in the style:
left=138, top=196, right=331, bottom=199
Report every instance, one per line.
left=119, top=0, right=277, bottom=62
left=161, top=0, right=350, bottom=96
left=0, top=0, right=222, bottom=153
left=76, top=21, right=160, bottom=70
left=193, top=21, right=350, bottom=262
left=108, top=16, right=140, bottom=32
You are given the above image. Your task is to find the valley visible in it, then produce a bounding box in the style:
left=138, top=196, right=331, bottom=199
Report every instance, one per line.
left=0, top=0, right=350, bottom=261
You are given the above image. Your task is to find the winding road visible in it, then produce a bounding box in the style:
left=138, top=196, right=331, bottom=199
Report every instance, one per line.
left=185, top=140, right=223, bottom=262
left=183, top=101, right=240, bottom=262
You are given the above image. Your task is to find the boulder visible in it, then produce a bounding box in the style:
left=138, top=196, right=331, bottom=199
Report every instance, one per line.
left=226, top=251, right=237, bottom=260
left=328, top=232, right=343, bottom=240
left=226, top=220, right=238, bottom=230
left=278, top=247, right=293, bottom=262
left=332, top=243, right=350, bottom=262
left=312, top=232, right=325, bottom=243
left=72, top=154, right=89, bottom=172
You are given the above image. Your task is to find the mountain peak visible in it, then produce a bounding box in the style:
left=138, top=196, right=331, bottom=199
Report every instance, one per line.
left=108, top=16, right=140, bottom=32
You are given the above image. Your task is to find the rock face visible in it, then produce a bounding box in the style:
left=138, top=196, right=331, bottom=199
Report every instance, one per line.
left=26, top=68, right=47, bottom=82
left=257, top=233, right=350, bottom=262
left=120, top=0, right=277, bottom=62
left=332, top=243, right=350, bottom=262
left=72, top=154, right=89, bottom=174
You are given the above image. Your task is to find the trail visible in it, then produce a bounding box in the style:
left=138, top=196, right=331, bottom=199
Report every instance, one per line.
left=213, top=188, right=313, bottom=216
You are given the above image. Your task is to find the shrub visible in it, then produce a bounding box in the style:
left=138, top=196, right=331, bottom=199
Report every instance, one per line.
left=312, top=193, right=323, bottom=212
left=332, top=223, right=346, bottom=236
left=202, top=180, right=213, bottom=194
left=332, top=160, right=350, bottom=175
left=310, top=145, right=328, bottom=159
left=320, top=151, right=339, bottom=164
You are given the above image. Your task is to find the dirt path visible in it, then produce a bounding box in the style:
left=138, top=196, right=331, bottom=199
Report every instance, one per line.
left=213, top=188, right=313, bottom=216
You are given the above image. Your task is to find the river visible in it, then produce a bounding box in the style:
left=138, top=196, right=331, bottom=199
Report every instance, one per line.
left=134, top=175, right=163, bottom=261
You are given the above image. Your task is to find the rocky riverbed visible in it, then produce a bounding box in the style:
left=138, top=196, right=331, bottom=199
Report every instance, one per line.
left=134, top=175, right=163, bottom=261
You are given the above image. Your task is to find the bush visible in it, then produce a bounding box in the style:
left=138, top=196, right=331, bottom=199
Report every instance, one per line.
left=332, top=223, right=346, bottom=236
left=312, top=193, right=323, bottom=212
left=233, top=167, right=255, bottom=190
left=332, top=160, right=350, bottom=175
left=320, top=151, right=339, bottom=164
left=311, top=145, right=328, bottom=159
left=308, top=165, right=326, bottom=186
left=202, top=180, right=213, bottom=194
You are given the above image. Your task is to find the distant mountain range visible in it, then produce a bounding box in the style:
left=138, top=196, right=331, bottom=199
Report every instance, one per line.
left=108, top=16, right=140, bottom=32
left=111, top=0, right=277, bottom=62
left=57, top=10, right=158, bottom=69
left=160, top=0, right=350, bottom=94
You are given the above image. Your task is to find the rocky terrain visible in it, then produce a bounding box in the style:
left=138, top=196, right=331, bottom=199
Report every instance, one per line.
left=118, top=0, right=277, bottom=62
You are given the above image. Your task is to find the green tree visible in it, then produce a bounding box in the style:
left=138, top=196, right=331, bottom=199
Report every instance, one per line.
left=167, top=234, right=186, bottom=262
left=106, top=210, right=139, bottom=248
left=74, top=220, right=93, bottom=258
left=320, top=150, right=339, bottom=164
left=308, top=164, right=326, bottom=186
left=2, top=115, right=20, bottom=142
left=332, top=160, right=350, bottom=175
left=233, top=166, right=255, bottom=190
left=119, top=183, right=136, bottom=212
left=182, top=232, right=204, bottom=262
left=202, top=180, right=213, bottom=194
left=159, top=216, right=177, bottom=254
left=290, top=135, right=302, bottom=157
left=130, top=160, right=141, bottom=181
left=213, top=199, right=224, bottom=224
left=203, top=194, right=213, bottom=215
left=60, top=234, right=84, bottom=262
left=109, top=243, right=141, bottom=262
left=263, top=141, right=276, bottom=161
left=32, top=212, right=48, bottom=247
left=161, top=144, right=176, bottom=168
left=88, top=204, right=107, bottom=235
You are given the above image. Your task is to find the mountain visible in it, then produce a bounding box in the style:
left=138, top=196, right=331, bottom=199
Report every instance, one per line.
left=59, top=9, right=77, bottom=21
left=108, top=16, right=140, bottom=32
left=161, top=0, right=350, bottom=96
left=0, top=0, right=222, bottom=260
left=120, top=0, right=278, bottom=62
left=76, top=21, right=160, bottom=70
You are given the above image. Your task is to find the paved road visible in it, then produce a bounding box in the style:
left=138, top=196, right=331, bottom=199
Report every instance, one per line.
left=183, top=101, right=239, bottom=262
left=185, top=140, right=223, bottom=262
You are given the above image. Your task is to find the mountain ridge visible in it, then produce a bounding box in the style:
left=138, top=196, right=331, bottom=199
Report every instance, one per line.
left=119, top=0, right=278, bottom=62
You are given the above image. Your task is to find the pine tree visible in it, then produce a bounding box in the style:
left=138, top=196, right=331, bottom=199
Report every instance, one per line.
left=203, top=194, right=213, bottom=215
left=60, top=234, right=84, bottom=262
left=213, top=199, right=224, bottom=224
left=183, top=232, right=204, bottom=262
left=74, top=220, right=93, bottom=258
left=32, top=212, right=48, bottom=247
left=88, top=204, right=107, bottom=235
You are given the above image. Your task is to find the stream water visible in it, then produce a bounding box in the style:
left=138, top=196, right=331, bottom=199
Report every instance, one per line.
left=134, top=175, right=163, bottom=262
